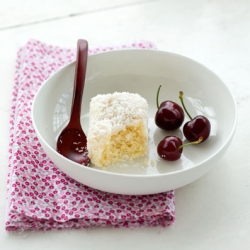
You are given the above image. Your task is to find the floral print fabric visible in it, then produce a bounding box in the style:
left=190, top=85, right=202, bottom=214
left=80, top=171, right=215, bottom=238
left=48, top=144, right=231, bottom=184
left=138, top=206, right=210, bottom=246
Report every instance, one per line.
left=5, top=39, right=175, bottom=231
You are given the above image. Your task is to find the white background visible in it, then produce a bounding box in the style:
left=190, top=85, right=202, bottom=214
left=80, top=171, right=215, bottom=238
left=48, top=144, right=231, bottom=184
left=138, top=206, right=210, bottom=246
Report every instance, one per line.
left=0, top=0, right=249, bottom=249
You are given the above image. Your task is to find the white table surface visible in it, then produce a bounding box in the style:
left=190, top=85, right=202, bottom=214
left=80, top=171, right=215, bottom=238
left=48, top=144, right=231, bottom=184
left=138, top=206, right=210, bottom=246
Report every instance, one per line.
left=0, top=0, right=249, bottom=249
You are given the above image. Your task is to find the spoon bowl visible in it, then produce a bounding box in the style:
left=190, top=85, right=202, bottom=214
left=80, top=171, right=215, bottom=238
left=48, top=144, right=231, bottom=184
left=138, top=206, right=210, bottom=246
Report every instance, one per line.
left=56, top=39, right=89, bottom=165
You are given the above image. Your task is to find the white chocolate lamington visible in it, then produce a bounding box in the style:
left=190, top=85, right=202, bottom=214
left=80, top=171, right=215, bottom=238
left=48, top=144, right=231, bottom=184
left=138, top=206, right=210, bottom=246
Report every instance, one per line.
left=87, top=92, right=148, bottom=168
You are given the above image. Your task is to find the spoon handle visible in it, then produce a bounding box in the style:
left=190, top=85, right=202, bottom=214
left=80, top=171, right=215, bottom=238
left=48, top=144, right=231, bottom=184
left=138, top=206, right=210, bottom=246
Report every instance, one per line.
left=69, top=39, right=88, bottom=127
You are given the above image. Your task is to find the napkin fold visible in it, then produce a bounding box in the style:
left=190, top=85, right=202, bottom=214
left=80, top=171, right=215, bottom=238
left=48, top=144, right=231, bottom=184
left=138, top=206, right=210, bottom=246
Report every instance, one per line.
left=5, top=39, right=175, bottom=231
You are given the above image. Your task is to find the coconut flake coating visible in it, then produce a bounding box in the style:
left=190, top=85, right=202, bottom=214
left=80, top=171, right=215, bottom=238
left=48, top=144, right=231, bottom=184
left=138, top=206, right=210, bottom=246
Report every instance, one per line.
left=87, top=92, right=148, bottom=168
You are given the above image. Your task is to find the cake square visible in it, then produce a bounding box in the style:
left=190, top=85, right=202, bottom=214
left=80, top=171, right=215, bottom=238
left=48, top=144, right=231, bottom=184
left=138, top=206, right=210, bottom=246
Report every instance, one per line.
left=87, top=92, right=148, bottom=168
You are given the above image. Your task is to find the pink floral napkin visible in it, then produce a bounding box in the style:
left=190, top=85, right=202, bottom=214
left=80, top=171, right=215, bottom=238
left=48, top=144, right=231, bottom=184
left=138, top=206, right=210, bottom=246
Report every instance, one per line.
left=5, top=39, right=175, bottom=231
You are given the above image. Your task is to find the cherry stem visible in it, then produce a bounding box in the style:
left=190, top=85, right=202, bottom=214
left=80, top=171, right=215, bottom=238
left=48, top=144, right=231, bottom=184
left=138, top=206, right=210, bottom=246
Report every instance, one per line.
left=178, top=137, right=203, bottom=150
left=156, top=84, right=162, bottom=109
left=179, top=91, right=193, bottom=120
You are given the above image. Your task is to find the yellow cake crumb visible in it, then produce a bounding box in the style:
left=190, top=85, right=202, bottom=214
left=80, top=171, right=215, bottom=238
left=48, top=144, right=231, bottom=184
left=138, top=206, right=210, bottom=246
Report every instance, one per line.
left=87, top=92, right=148, bottom=168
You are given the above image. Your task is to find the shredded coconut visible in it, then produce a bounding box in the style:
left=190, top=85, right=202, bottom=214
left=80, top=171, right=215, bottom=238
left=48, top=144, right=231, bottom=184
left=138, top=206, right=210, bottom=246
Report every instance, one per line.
left=87, top=92, right=148, bottom=168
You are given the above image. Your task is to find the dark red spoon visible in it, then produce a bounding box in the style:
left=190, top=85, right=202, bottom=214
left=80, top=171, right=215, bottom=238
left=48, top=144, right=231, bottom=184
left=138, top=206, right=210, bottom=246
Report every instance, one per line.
left=56, top=39, right=89, bottom=166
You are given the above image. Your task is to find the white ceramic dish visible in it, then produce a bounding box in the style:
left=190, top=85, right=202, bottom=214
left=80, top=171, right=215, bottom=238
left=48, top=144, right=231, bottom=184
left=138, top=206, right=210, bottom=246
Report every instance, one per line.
left=32, top=49, right=237, bottom=195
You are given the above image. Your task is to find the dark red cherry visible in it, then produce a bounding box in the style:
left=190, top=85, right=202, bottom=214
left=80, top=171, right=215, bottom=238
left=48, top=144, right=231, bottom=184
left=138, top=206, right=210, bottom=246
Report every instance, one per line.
left=183, top=115, right=211, bottom=142
left=157, top=136, right=203, bottom=161
left=155, top=85, right=184, bottom=131
left=157, top=136, right=183, bottom=161
left=179, top=91, right=211, bottom=143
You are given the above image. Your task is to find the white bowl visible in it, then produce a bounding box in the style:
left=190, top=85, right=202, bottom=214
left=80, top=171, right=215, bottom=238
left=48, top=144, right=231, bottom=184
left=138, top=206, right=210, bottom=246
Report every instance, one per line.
left=32, top=49, right=237, bottom=195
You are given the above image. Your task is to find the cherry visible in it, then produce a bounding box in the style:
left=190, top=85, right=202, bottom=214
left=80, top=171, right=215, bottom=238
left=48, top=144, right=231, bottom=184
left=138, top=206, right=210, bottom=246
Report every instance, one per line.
left=157, top=136, right=203, bottom=161
left=155, top=85, right=184, bottom=131
left=157, top=136, right=183, bottom=161
left=179, top=91, right=211, bottom=142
